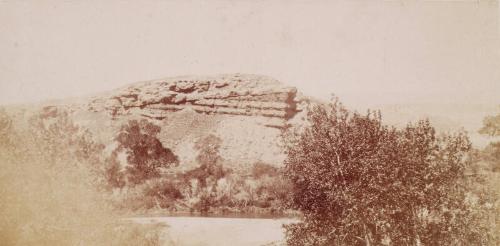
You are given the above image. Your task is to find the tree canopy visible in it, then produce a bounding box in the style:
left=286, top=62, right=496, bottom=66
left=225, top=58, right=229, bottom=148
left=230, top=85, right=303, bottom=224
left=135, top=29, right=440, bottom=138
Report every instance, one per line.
left=479, top=114, right=500, bottom=137
left=283, top=99, right=494, bottom=245
left=478, top=113, right=500, bottom=172
left=113, top=119, right=178, bottom=185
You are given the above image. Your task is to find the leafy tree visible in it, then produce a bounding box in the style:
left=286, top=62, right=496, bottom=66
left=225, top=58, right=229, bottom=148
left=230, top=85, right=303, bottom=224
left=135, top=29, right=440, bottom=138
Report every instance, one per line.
left=105, top=152, right=126, bottom=188
left=26, top=108, right=108, bottom=187
left=479, top=113, right=500, bottom=172
left=183, top=134, right=228, bottom=213
left=0, top=109, right=164, bottom=245
left=283, top=99, right=494, bottom=245
left=113, top=119, right=178, bottom=185
left=194, top=134, right=225, bottom=178
left=186, top=134, right=227, bottom=187
left=479, top=114, right=500, bottom=137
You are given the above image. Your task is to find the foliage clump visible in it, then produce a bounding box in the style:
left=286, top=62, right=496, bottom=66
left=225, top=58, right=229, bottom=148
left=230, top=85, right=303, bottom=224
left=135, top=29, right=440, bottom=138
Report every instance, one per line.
left=283, top=99, right=497, bottom=245
left=175, top=135, right=291, bottom=214
left=0, top=108, right=166, bottom=245
left=478, top=113, right=500, bottom=172
left=108, top=119, right=179, bottom=186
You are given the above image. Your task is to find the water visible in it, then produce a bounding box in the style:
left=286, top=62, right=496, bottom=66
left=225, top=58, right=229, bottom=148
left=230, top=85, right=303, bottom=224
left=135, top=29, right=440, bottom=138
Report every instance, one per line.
left=129, top=216, right=298, bottom=246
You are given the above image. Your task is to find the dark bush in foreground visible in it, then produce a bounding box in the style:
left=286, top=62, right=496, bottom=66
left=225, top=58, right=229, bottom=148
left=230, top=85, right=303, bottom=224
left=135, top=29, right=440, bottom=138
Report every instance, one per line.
left=283, top=99, right=498, bottom=245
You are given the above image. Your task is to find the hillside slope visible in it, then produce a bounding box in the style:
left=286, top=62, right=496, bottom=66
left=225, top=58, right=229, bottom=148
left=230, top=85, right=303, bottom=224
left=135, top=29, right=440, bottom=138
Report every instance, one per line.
left=4, top=74, right=496, bottom=169
left=67, top=74, right=308, bottom=169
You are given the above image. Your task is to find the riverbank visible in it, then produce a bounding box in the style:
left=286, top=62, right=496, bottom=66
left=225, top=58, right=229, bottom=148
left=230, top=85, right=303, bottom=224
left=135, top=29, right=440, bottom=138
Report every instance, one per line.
left=127, top=206, right=301, bottom=219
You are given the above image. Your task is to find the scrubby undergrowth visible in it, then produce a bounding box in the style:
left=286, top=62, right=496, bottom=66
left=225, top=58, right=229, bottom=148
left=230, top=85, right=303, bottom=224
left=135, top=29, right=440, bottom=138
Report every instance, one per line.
left=0, top=109, right=169, bottom=245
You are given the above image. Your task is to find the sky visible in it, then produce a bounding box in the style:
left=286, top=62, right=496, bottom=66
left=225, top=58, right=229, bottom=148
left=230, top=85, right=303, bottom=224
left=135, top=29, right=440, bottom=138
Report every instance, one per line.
left=0, top=0, right=499, bottom=110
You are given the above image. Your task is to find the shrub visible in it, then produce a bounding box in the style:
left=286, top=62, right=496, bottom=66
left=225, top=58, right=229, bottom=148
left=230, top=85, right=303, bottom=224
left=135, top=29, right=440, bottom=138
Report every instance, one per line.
left=145, top=178, right=184, bottom=208
left=112, top=119, right=179, bottom=185
left=251, top=161, right=279, bottom=178
left=181, top=135, right=227, bottom=212
left=479, top=113, right=500, bottom=172
left=282, top=99, right=497, bottom=245
left=0, top=109, right=168, bottom=245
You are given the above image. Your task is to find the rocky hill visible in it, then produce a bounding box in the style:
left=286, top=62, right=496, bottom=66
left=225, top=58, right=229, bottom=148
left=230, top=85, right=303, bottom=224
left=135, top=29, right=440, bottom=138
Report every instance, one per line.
left=6, top=73, right=495, bottom=169
left=59, top=74, right=309, bottom=169
left=87, top=74, right=301, bottom=127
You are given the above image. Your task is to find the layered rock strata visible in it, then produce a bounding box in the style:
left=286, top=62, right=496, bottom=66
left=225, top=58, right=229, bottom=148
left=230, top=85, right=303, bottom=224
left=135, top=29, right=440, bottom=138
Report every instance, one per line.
left=87, top=74, right=300, bottom=127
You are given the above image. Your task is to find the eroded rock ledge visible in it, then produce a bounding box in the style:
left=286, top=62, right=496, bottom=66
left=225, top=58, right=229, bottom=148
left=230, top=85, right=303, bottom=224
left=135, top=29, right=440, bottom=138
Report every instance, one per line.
left=87, top=74, right=301, bottom=127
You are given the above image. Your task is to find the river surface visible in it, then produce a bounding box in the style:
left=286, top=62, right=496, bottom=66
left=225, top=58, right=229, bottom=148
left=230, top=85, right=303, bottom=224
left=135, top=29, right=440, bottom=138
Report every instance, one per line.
left=130, top=216, right=298, bottom=246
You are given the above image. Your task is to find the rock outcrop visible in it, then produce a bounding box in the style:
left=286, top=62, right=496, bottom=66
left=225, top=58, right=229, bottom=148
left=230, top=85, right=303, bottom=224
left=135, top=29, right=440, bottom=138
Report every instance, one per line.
left=88, top=74, right=301, bottom=128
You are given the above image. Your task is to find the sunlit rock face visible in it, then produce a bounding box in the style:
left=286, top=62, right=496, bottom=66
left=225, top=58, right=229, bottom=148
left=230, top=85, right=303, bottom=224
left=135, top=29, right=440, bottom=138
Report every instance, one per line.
left=87, top=74, right=301, bottom=129
left=18, top=73, right=493, bottom=168
left=64, top=74, right=310, bottom=169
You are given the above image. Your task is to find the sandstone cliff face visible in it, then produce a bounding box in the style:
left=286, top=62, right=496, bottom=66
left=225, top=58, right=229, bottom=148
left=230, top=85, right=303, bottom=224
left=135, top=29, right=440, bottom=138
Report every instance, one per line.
left=87, top=74, right=301, bottom=128
left=2, top=74, right=312, bottom=168
left=31, top=74, right=310, bottom=168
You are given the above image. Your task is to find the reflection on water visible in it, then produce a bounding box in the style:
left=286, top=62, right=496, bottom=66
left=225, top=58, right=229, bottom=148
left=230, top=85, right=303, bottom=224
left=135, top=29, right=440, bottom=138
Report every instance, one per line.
left=129, top=216, right=299, bottom=246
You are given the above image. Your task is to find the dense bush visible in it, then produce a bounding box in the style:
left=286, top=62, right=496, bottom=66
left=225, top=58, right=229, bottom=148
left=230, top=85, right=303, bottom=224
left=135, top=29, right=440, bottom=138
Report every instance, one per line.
left=282, top=99, right=498, bottom=245
left=251, top=161, right=280, bottom=178
left=172, top=135, right=291, bottom=214
left=479, top=114, right=500, bottom=137
left=104, top=131, right=292, bottom=215
left=479, top=113, right=500, bottom=172
left=110, top=177, right=184, bottom=211
left=0, top=108, right=167, bottom=245
left=109, top=119, right=179, bottom=185
left=185, top=134, right=227, bottom=188
left=181, top=135, right=228, bottom=213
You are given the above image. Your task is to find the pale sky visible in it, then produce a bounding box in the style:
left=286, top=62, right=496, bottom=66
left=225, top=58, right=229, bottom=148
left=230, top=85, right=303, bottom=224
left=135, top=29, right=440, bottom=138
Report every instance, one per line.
left=1, top=0, right=499, bottom=110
